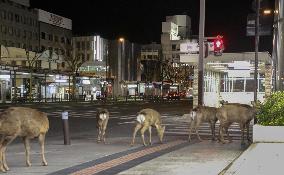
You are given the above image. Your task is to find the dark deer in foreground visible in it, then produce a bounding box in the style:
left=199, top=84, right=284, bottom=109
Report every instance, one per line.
left=0, top=107, right=49, bottom=172
left=188, top=106, right=218, bottom=142
left=131, top=108, right=165, bottom=146
left=96, top=108, right=109, bottom=143
left=216, top=102, right=260, bottom=145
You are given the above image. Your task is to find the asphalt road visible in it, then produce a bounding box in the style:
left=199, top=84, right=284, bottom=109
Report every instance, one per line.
left=0, top=101, right=194, bottom=141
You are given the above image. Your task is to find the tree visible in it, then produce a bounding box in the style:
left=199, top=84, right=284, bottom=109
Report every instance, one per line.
left=25, top=50, right=44, bottom=102
left=64, top=53, right=84, bottom=101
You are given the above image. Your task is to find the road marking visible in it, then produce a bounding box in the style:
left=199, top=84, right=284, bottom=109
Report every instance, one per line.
left=48, top=140, right=190, bottom=175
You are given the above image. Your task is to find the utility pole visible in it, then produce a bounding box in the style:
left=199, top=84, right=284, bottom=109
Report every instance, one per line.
left=198, top=0, right=205, bottom=105
left=254, top=0, right=260, bottom=103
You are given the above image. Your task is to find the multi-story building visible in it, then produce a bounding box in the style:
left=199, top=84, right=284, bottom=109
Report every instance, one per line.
left=161, top=15, right=191, bottom=63
left=108, top=39, right=141, bottom=97
left=72, top=35, right=108, bottom=98
left=0, top=0, right=73, bottom=102
left=37, top=9, right=72, bottom=71
left=0, top=0, right=39, bottom=51
left=140, top=42, right=162, bottom=82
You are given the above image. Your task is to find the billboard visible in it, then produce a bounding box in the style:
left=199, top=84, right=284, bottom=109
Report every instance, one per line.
left=38, top=9, right=72, bottom=30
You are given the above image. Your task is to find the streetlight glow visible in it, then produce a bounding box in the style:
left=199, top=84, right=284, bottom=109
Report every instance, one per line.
left=263, top=9, right=272, bottom=15
left=119, top=38, right=124, bottom=42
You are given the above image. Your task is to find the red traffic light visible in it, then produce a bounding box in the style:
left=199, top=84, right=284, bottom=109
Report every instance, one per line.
left=213, top=35, right=224, bottom=55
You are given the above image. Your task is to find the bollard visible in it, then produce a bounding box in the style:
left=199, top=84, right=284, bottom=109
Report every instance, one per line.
left=62, top=111, right=71, bottom=145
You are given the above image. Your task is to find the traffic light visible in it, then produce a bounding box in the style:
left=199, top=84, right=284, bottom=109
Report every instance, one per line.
left=213, top=35, right=224, bottom=56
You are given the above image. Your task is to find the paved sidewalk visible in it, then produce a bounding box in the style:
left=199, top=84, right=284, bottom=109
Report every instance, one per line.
left=118, top=140, right=244, bottom=175
left=220, top=143, right=284, bottom=175
left=3, top=136, right=245, bottom=175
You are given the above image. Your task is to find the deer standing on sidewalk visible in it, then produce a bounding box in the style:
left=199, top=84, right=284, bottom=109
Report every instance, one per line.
left=131, top=108, right=165, bottom=146
left=0, top=107, right=49, bottom=172
left=96, top=108, right=109, bottom=143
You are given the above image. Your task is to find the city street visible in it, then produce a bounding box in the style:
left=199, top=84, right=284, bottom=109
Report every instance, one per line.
left=0, top=101, right=248, bottom=175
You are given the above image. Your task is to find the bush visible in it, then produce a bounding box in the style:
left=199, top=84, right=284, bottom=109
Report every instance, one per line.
left=257, top=91, right=284, bottom=126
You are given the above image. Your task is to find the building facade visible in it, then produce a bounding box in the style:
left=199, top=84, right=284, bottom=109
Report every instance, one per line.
left=37, top=9, right=72, bottom=71
left=161, top=15, right=191, bottom=63
left=0, top=0, right=39, bottom=51
left=72, top=35, right=108, bottom=99
left=108, top=39, right=141, bottom=97
left=140, top=42, right=162, bottom=82
left=273, top=0, right=284, bottom=90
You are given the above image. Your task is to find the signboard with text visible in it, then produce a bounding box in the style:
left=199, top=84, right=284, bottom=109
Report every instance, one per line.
left=38, top=9, right=72, bottom=30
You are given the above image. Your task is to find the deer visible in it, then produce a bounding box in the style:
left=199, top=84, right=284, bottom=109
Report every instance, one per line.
left=187, top=106, right=218, bottom=142
left=96, top=108, right=109, bottom=144
left=0, top=107, right=49, bottom=172
left=216, top=102, right=260, bottom=145
left=130, top=108, right=166, bottom=146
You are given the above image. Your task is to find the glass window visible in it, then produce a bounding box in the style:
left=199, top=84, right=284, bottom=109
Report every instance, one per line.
left=21, top=61, right=26, bottom=66
left=48, top=34, right=53, bottom=41
left=15, top=14, right=19, bottom=22
left=61, top=37, right=65, bottom=43
left=54, top=35, right=58, bottom=42
left=86, top=41, right=90, bottom=49
left=1, top=25, right=7, bottom=34
left=82, top=41, right=85, bottom=50
left=8, top=12, right=13, bottom=21
left=76, top=42, right=80, bottom=49
left=0, top=10, right=6, bottom=20
left=8, top=27, right=13, bottom=35
left=41, top=32, right=46, bottom=39
left=41, top=46, right=46, bottom=52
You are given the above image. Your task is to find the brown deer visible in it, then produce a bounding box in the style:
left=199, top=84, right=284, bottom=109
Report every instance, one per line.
left=0, top=107, right=49, bottom=172
left=188, top=106, right=218, bottom=142
left=130, top=108, right=165, bottom=146
left=216, top=102, right=260, bottom=145
left=96, top=108, right=109, bottom=143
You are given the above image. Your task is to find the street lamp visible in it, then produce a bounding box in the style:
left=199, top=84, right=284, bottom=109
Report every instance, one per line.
left=119, top=37, right=124, bottom=43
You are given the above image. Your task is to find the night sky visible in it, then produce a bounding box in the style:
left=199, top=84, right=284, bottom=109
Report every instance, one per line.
left=30, top=0, right=274, bottom=53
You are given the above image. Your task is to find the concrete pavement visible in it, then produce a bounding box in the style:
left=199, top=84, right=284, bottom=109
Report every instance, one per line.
left=3, top=135, right=245, bottom=175
left=220, top=143, right=284, bottom=175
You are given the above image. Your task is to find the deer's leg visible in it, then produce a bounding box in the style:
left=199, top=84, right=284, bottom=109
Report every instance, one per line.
left=210, top=121, right=216, bottom=141
left=102, top=121, right=108, bottom=144
left=246, top=121, right=251, bottom=142
left=0, top=135, right=5, bottom=172
left=97, top=125, right=102, bottom=143
left=219, top=123, right=228, bottom=144
left=140, top=125, right=149, bottom=146
left=148, top=126, right=152, bottom=145
left=225, top=124, right=232, bottom=143
left=188, top=119, right=195, bottom=142
left=1, top=135, right=17, bottom=172
left=2, top=146, right=9, bottom=171
left=130, top=123, right=142, bottom=146
left=240, top=123, right=245, bottom=145
left=39, top=133, right=48, bottom=166
left=23, top=136, right=31, bottom=167
left=195, top=118, right=202, bottom=141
